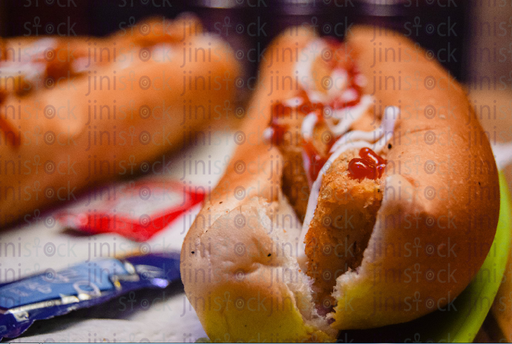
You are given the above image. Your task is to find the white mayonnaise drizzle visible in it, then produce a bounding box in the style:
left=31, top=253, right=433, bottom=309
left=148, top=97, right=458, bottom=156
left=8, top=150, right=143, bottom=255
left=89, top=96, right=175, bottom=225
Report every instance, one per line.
left=21, top=38, right=56, bottom=61
left=296, top=39, right=329, bottom=104
left=340, top=88, right=358, bottom=103
left=301, top=112, right=318, bottom=141
left=263, top=127, right=273, bottom=142
left=300, top=112, right=319, bottom=186
left=298, top=95, right=373, bottom=187
left=327, top=69, right=348, bottom=99
left=283, top=96, right=304, bottom=108
left=295, top=41, right=374, bottom=189
left=0, top=38, right=57, bottom=89
left=354, top=74, right=367, bottom=87
left=330, top=106, right=398, bottom=154
left=71, top=57, right=89, bottom=74
left=263, top=96, right=307, bottom=143
left=270, top=37, right=401, bottom=255
left=0, top=62, right=46, bottom=82
left=299, top=106, right=400, bottom=251
left=330, top=95, right=373, bottom=136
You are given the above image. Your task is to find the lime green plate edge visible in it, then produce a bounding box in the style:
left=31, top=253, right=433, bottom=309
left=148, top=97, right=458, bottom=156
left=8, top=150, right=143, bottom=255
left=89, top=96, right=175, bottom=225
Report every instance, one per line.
left=447, top=171, right=511, bottom=342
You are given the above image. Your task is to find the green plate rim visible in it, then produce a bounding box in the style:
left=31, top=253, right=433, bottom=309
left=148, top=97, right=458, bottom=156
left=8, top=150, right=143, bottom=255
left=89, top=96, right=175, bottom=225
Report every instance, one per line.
left=437, top=171, right=511, bottom=342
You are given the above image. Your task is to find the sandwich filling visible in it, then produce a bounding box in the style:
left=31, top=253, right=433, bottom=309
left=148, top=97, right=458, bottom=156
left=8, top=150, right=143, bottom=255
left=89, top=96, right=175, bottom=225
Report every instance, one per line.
left=264, top=38, right=400, bottom=316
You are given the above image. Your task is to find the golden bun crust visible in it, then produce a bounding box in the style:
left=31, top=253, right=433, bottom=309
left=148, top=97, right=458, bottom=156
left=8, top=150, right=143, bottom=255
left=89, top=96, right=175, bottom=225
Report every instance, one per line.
left=180, top=27, right=335, bottom=342
left=180, top=25, right=500, bottom=340
left=331, top=27, right=499, bottom=329
left=0, top=15, right=239, bottom=226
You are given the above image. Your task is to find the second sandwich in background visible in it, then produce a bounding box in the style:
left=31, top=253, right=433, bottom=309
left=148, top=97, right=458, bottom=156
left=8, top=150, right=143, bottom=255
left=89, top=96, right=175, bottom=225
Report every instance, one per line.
left=0, top=14, right=240, bottom=228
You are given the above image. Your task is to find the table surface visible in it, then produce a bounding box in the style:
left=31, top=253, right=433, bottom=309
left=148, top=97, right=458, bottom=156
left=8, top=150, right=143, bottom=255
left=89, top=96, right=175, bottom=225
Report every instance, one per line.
left=0, top=130, right=239, bottom=342
left=1, top=89, right=512, bottom=343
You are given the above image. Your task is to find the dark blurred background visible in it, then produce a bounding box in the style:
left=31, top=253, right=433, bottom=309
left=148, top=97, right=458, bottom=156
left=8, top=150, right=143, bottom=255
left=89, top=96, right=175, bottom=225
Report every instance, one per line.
left=0, top=0, right=511, bottom=342
left=0, top=0, right=510, bottom=88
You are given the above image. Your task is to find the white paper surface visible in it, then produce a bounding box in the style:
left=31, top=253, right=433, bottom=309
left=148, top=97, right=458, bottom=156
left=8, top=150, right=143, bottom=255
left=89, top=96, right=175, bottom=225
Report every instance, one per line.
left=1, top=132, right=237, bottom=342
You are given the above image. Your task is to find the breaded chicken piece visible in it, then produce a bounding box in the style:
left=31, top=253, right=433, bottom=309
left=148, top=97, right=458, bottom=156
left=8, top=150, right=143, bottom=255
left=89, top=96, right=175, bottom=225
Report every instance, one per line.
left=304, top=148, right=384, bottom=314
left=275, top=106, right=334, bottom=222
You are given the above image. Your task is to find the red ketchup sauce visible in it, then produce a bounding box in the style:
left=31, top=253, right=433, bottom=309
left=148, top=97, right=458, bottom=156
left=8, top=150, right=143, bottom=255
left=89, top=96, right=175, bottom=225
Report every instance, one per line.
left=269, top=102, right=291, bottom=145
left=269, top=40, right=366, bottom=183
left=302, top=41, right=362, bottom=181
left=348, top=147, right=387, bottom=181
left=303, top=136, right=328, bottom=182
left=269, top=89, right=323, bottom=146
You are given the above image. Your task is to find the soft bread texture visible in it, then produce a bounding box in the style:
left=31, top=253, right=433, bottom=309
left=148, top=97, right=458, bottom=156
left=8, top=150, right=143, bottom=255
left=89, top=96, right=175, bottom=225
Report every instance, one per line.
left=181, top=27, right=334, bottom=342
left=181, top=25, right=500, bottom=341
left=0, top=15, right=239, bottom=227
left=331, top=27, right=498, bottom=329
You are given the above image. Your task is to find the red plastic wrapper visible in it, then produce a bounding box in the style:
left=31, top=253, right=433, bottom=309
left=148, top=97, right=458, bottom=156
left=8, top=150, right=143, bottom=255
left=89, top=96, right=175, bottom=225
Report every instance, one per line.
left=57, top=179, right=205, bottom=242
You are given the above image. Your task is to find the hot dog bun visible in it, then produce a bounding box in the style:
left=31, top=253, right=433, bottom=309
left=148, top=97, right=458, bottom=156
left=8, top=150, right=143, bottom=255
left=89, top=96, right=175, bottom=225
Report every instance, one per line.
left=180, top=26, right=499, bottom=341
left=0, top=14, right=239, bottom=227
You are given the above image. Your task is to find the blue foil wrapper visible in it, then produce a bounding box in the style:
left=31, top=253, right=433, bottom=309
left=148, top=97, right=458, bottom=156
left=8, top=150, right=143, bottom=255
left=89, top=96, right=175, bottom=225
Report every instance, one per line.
left=0, top=252, right=180, bottom=340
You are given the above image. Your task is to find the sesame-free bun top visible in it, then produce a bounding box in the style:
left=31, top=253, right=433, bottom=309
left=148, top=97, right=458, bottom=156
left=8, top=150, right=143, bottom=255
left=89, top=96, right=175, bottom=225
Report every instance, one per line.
left=180, top=25, right=500, bottom=341
left=329, top=26, right=499, bottom=329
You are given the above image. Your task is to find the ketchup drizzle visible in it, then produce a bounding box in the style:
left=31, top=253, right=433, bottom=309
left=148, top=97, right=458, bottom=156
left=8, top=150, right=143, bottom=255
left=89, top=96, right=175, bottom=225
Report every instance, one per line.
left=269, top=90, right=323, bottom=146
left=303, top=139, right=328, bottom=182
left=270, top=122, right=289, bottom=146
left=348, top=147, right=387, bottom=181
left=269, top=40, right=368, bottom=184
